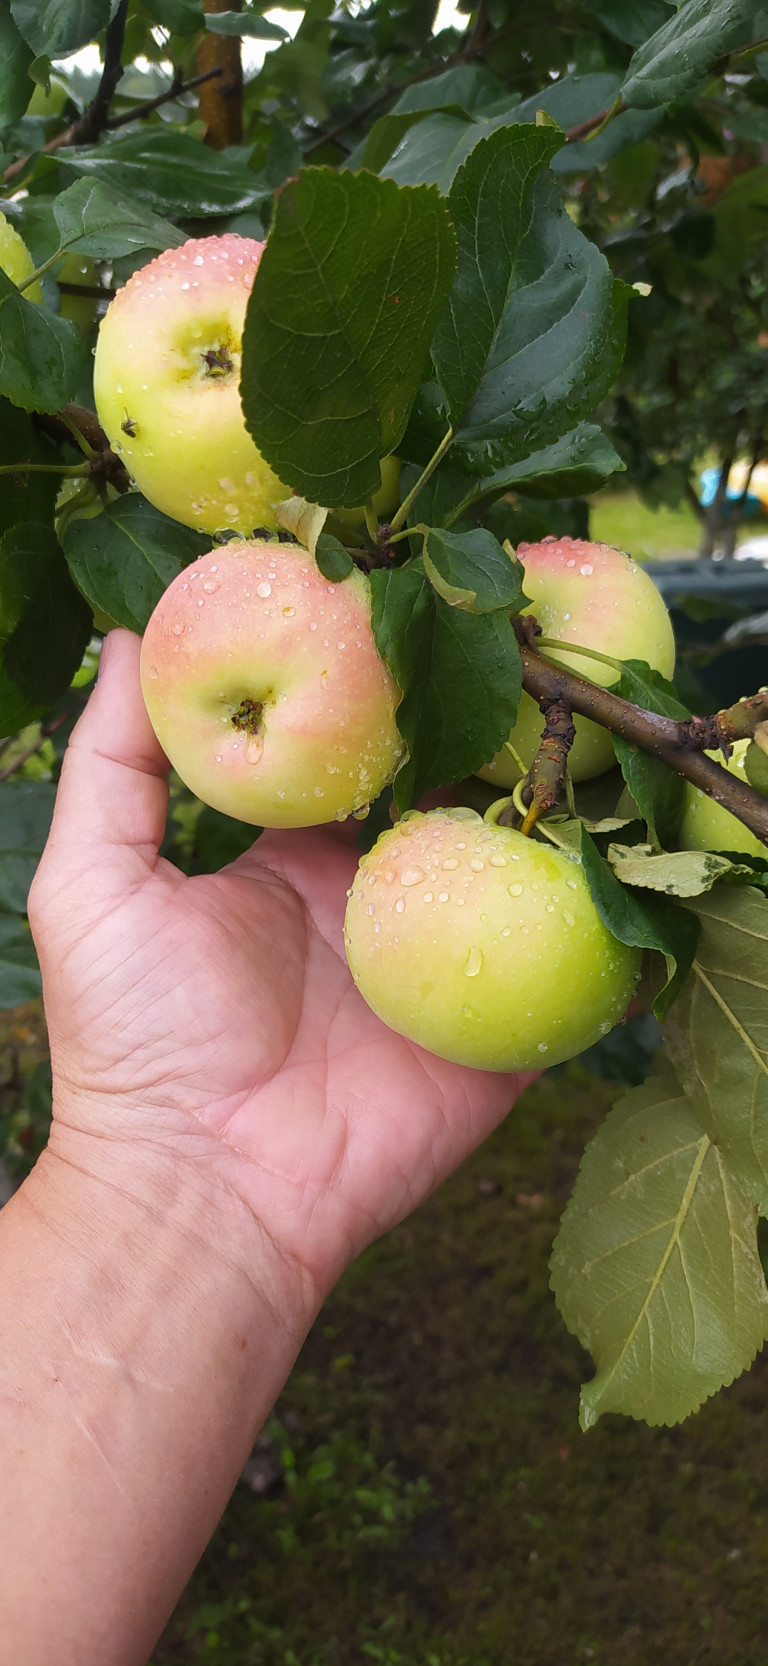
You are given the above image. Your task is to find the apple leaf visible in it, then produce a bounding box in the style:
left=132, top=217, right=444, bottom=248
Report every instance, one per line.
left=745, top=736, right=768, bottom=794
left=0, top=780, right=55, bottom=913
left=0, top=523, right=92, bottom=732
left=62, top=128, right=270, bottom=219
left=421, top=527, right=528, bottom=613
left=551, top=1064, right=768, bottom=1428
left=662, top=887, right=768, bottom=1214
left=61, top=495, right=210, bottom=634
left=607, top=843, right=758, bottom=897
left=0, top=913, right=41, bottom=1008
left=52, top=178, right=184, bottom=259
left=429, top=125, right=629, bottom=468
left=0, top=266, right=88, bottom=414
left=10, top=0, right=115, bottom=58
left=611, top=657, right=690, bottom=848
left=314, top=534, right=354, bottom=583
left=205, top=10, right=287, bottom=36
left=576, top=824, right=700, bottom=1018
left=0, top=398, right=60, bottom=536
left=0, top=1, right=34, bottom=124
left=370, top=564, right=523, bottom=808
left=240, top=168, right=456, bottom=509
left=622, top=0, right=765, bottom=110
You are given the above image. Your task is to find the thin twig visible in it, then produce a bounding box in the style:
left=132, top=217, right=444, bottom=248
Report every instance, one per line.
left=0, top=706, right=79, bottom=785
left=106, top=66, right=221, bottom=130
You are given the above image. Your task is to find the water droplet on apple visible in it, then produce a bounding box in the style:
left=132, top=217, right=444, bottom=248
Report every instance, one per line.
left=365, top=903, right=375, bottom=916
left=257, top=582, right=272, bottom=598
left=537, top=1042, right=549, bottom=1053
left=438, top=892, right=449, bottom=903
left=202, top=579, right=219, bottom=594
left=147, top=665, right=158, bottom=679
left=562, top=910, right=575, bottom=926
left=394, top=897, right=406, bottom=914
left=442, top=858, right=460, bottom=871
left=469, top=858, right=484, bottom=872
left=244, top=733, right=263, bottom=766
left=353, top=804, right=369, bottom=820
left=401, top=866, right=426, bottom=887
left=464, top=946, right=483, bottom=977
left=508, top=882, right=523, bottom=897
left=580, top=563, right=593, bottom=575
left=461, top=1006, right=474, bottom=1018
left=489, top=855, right=506, bottom=868
left=173, top=623, right=183, bottom=636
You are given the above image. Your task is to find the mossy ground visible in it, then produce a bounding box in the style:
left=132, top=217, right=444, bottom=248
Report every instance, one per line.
left=141, top=1065, right=768, bottom=1666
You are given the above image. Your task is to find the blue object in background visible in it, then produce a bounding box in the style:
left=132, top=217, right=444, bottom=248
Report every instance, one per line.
left=699, top=466, right=761, bottom=517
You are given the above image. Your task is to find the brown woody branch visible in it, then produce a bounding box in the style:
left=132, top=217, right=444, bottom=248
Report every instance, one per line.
left=198, top=0, right=243, bottom=148
left=523, top=698, right=576, bottom=822
left=106, top=66, right=221, bottom=131
left=515, top=625, right=768, bottom=845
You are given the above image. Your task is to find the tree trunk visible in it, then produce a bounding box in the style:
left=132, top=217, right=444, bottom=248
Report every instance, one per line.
left=198, top=0, right=243, bottom=149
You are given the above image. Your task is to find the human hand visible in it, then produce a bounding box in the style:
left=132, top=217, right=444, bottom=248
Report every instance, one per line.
left=30, top=630, right=533, bottom=1300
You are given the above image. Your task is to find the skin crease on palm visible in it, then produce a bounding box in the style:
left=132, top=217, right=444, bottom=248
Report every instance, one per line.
left=31, top=630, right=535, bottom=1298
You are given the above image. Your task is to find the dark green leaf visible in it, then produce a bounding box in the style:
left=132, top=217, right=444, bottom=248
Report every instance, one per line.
left=0, top=398, right=60, bottom=536
left=0, top=780, right=55, bottom=912
left=62, top=127, right=269, bottom=219
left=432, top=123, right=562, bottom=424
left=0, top=266, right=89, bottom=414
left=430, top=126, right=629, bottom=467
left=370, top=564, right=523, bottom=808
left=614, top=659, right=691, bottom=720
left=551, top=1063, right=768, bottom=1428
left=241, top=168, right=456, bottom=508
left=53, top=177, right=184, bottom=258
left=595, top=0, right=676, bottom=48
left=140, top=0, right=203, bottom=31
left=0, top=1, right=34, bottom=126
left=421, top=527, right=528, bottom=613
left=391, top=65, right=505, bottom=116
left=205, top=10, right=287, bottom=36
left=612, top=738, right=685, bottom=848
left=314, top=533, right=354, bottom=582
left=0, top=523, right=91, bottom=731
left=577, top=824, right=700, bottom=1018
left=62, top=495, right=210, bottom=635
left=0, top=913, right=40, bottom=1007
left=622, top=0, right=765, bottom=109
left=10, top=0, right=115, bottom=57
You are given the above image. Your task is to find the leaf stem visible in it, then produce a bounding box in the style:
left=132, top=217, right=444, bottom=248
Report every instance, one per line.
left=16, top=247, right=66, bottom=294
left=0, top=462, right=89, bottom=476
left=387, top=428, right=454, bottom=537
left=535, top=636, right=625, bottom=676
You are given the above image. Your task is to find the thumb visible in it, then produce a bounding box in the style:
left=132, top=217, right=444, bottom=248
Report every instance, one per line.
left=35, top=630, right=170, bottom=901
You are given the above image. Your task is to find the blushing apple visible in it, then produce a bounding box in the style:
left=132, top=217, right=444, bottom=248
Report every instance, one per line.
left=476, top=536, right=676, bottom=786
left=0, top=210, right=42, bottom=303
left=140, top=541, right=405, bottom=828
left=94, top=234, right=289, bottom=536
left=678, top=740, right=768, bottom=859
left=344, top=808, right=641, bottom=1071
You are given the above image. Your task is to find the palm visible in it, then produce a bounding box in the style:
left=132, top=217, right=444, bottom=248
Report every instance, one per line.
left=32, top=635, right=529, bottom=1288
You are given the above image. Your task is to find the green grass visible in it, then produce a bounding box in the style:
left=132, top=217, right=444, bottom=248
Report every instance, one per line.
left=589, top=490, right=703, bottom=561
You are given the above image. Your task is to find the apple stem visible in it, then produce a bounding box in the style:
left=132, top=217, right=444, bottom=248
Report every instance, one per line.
left=387, top=427, right=454, bottom=538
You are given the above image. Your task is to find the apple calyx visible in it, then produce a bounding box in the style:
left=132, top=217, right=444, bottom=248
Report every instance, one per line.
left=201, top=344, right=235, bottom=378
left=231, top=696, right=265, bottom=735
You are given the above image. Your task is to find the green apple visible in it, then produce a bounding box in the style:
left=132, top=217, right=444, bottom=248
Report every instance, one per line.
left=0, top=210, right=42, bottom=303
left=333, top=455, right=402, bottom=532
left=678, top=740, right=768, bottom=859
left=26, top=78, right=69, bottom=118
left=344, top=808, right=641, bottom=1070
left=140, top=540, right=405, bottom=828
left=476, top=536, right=676, bottom=787
left=93, top=233, right=290, bottom=536
left=58, top=253, right=99, bottom=335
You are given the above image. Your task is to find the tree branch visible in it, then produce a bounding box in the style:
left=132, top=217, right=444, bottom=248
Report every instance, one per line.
left=515, top=625, right=768, bottom=845
left=4, top=0, right=129, bottom=184
left=106, top=66, right=222, bottom=130
left=33, top=405, right=130, bottom=494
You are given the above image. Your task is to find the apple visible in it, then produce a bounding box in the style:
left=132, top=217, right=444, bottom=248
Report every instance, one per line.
left=678, top=740, right=768, bottom=859
left=140, top=540, right=405, bottom=828
left=93, top=234, right=290, bottom=536
left=0, top=209, right=42, bottom=303
left=58, top=253, right=99, bottom=335
left=333, top=455, right=402, bottom=533
left=476, top=536, right=676, bottom=786
left=344, top=808, right=641, bottom=1071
